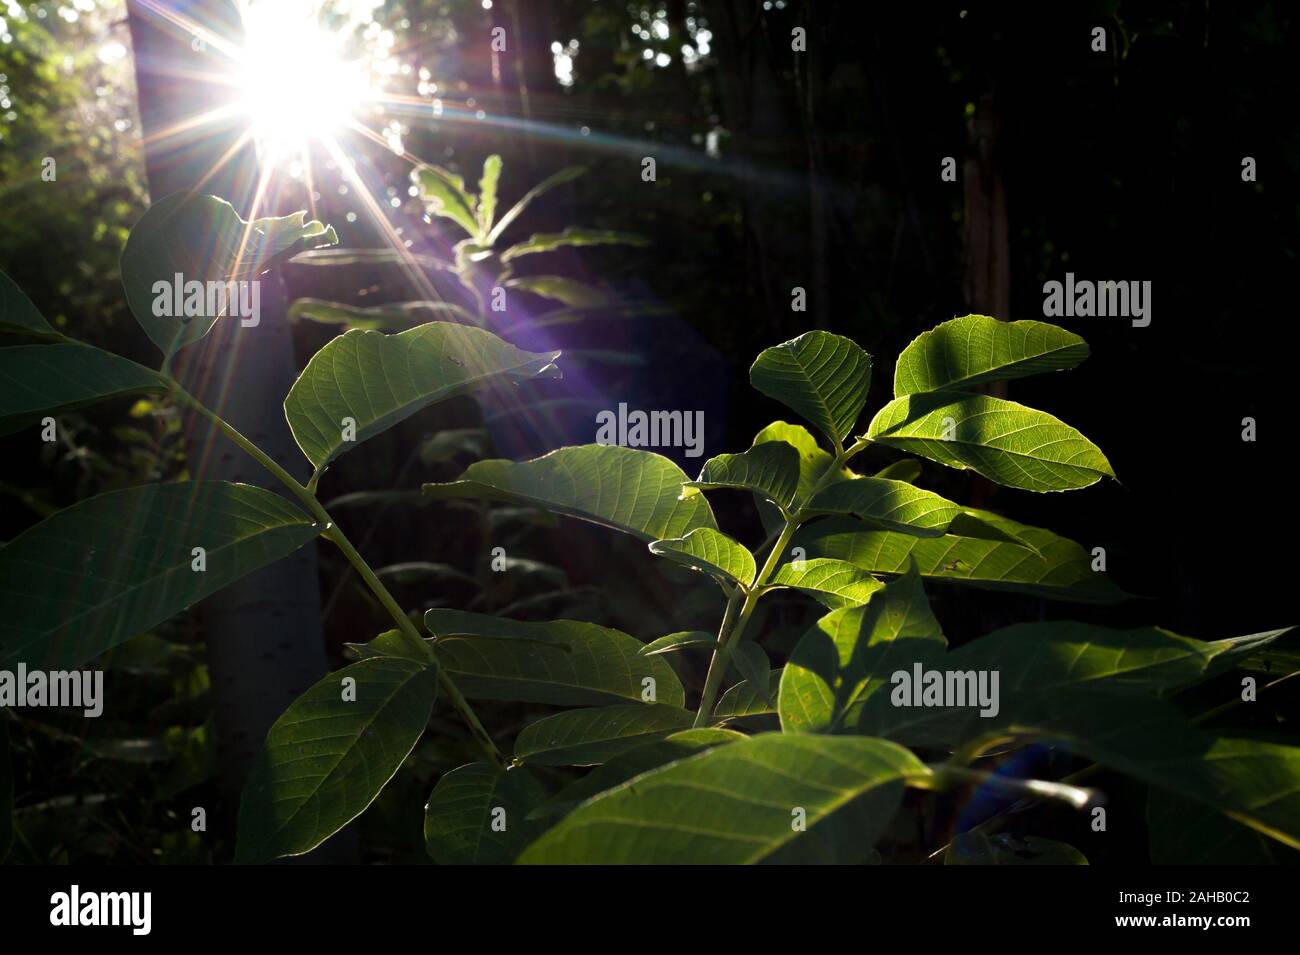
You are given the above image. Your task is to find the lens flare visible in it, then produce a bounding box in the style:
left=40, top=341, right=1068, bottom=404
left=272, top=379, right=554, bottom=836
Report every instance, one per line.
left=233, top=1, right=371, bottom=154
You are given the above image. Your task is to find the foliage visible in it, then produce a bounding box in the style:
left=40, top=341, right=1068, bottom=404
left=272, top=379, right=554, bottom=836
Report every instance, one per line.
left=3, top=192, right=1296, bottom=863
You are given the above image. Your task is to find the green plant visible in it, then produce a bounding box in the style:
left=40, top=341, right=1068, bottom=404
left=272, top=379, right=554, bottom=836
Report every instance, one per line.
left=2, top=190, right=1297, bottom=866
left=288, top=154, right=649, bottom=329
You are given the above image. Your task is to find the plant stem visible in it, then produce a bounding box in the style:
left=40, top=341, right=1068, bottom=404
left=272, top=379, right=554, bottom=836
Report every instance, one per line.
left=693, top=519, right=799, bottom=725
left=692, top=440, right=866, bottom=726
left=170, top=385, right=506, bottom=768
left=692, top=588, right=744, bottom=728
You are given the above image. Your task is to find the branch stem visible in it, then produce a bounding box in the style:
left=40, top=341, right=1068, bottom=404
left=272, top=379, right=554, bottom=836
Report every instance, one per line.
left=170, top=385, right=505, bottom=768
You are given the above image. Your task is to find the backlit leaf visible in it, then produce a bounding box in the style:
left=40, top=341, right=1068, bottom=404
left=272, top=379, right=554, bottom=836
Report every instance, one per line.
left=639, top=631, right=719, bottom=656
left=779, top=570, right=944, bottom=734
left=767, top=558, right=885, bottom=608
left=476, top=155, right=503, bottom=238
left=423, top=762, right=546, bottom=864
left=792, top=512, right=1128, bottom=603
left=0, top=482, right=320, bottom=671
left=729, top=643, right=773, bottom=707
left=518, top=734, right=927, bottom=864
left=500, top=227, right=648, bottom=263
left=682, top=441, right=800, bottom=511
left=412, top=164, right=479, bottom=237
left=425, top=444, right=717, bottom=543
left=504, top=275, right=608, bottom=307
left=649, top=528, right=756, bottom=587
left=237, top=657, right=439, bottom=863
left=287, top=298, right=476, bottom=330
left=750, top=331, right=872, bottom=445
left=0, top=344, right=166, bottom=436
left=515, top=704, right=695, bottom=766
left=714, top=669, right=783, bottom=719
left=284, top=323, right=559, bottom=474
left=120, top=193, right=337, bottom=359
left=0, top=269, right=59, bottom=339
left=424, top=610, right=685, bottom=707
left=867, top=392, right=1114, bottom=492
left=894, top=315, right=1088, bottom=397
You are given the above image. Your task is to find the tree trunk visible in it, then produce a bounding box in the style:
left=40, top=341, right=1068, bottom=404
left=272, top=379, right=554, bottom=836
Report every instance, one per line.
left=961, top=94, right=1010, bottom=509
left=707, top=0, right=811, bottom=336
left=126, top=0, right=352, bottom=861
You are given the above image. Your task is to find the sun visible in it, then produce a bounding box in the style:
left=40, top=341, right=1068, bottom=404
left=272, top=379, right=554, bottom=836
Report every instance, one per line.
left=233, top=1, right=373, bottom=155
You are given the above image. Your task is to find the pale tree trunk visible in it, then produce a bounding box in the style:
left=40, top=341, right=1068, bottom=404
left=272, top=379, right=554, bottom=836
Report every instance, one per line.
left=126, top=0, right=353, bottom=861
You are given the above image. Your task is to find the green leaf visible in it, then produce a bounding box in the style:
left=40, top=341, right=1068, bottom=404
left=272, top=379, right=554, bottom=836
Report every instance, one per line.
left=804, top=478, right=1036, bottom=549
left=120, top=193, right=337, bottom=359
left=805, top=477, right=971, bottom=537
left=639, top=631, right=719, bottom=656
left=534, top=733, right=735, bottom=819
left=424, top=444, right=718, bottom=543
left=287, top=298, right=476, bottom=331
left=729, top=643, right=773, bottom=707
left=1143, top=736, right=1300, bottom=851
left=853, top=622, right=1295, bottom=745
left=669, top=728, right=748, bottom=746
left=284, top=324, right=559, bottom=474
left=779, top=570, right=944, bottom=734
left=345, top=628, right=438, bottom=665
left=419, top=427, right=490, bottom=465
left=0, top=269, right=59, bottom=338
left=867, top=392, right=1115, bottom=492
left=423, top=762, right=546, bottom=864
left=767, top=558, right=884, bottom=608
left=412, top=164, right=480, bottom=237
left=0, top=482, right=321, bottom=671
left=715, top=669, right=783, bottom=719
left=894, top=315, right=1089, bottom=397
left=518, top=734, right=927, bottom=864
left=504, top=275, right=608, bottom=307
left=793, top=512, right=1128, bottom=603
left=237, top=657, right=439, bottom=863
left=649, top=528, right=756, bottom=587
left=375, top=561, right=480, bottom=589
left=873, top=459, right=923, bottom=482
left=750, top=332, right=872, bottom=446
left=476, top=155, right=503, bottom=238
left=424, top=610, right=685, bottom=707
left=840, top=623, right=1300, bottom=849
left=500, top=227, right=649, bottom=263
left=0, top=343, right=167, bottom=436
left=515, top=704, right=695, bottom=766
left=837, top=628, right=1300, bottom=852
left=681, top=442, right=800, bottom=511
left=485, top=166, right=585, bottom=246
left=752, top=421, right=846, bottom=507
left=1147, top=790, right=1286, bottom=864
left=946, top=832, right=1088, bottom=865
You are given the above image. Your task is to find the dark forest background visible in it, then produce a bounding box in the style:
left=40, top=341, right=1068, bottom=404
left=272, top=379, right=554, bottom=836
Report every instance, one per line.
left=1, top=0, right=1297, bottom=863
